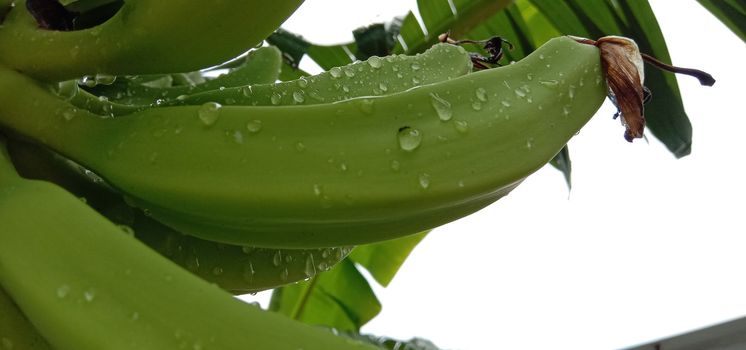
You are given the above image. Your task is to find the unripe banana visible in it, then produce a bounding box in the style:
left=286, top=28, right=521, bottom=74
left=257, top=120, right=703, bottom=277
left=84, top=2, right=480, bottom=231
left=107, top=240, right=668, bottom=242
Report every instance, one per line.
left=174, top=43, right=474, bottom=106
left=0, top=286, right=53, bottom=350
left=0, top=36, right=607, bottom=248
left=5, top=138, right=350, bottom=294
left=0, top=139, right=378, bottom=350
left=87, top=46, right=284, bottom=106
left=0, top=0, right=303, bottom=81
left=61, top=43, right=471, bottom=117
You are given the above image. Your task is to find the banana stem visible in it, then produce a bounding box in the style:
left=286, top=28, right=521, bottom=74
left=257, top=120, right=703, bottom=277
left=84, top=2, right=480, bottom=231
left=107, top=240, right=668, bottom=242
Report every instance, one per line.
left=640, top=53, right=716, bottom=86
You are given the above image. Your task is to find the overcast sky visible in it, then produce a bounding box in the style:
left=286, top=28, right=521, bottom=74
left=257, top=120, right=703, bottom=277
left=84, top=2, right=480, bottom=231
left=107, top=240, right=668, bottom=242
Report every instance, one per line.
left=243, top=1, right=746, bottom=349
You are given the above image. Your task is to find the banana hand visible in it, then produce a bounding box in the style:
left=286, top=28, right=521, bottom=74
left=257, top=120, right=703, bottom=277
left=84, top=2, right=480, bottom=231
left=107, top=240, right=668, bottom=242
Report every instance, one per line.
left=0, top=37, right=607, bottom=248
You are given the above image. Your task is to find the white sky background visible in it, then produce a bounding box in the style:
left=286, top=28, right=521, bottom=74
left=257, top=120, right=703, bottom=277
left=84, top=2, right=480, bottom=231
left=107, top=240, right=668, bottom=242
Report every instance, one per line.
left=242, top=1, right=746, bottom=349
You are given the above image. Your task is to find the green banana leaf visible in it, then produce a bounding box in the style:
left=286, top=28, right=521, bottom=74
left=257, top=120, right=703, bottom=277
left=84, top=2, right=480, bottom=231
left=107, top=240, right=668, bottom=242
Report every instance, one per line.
left=698, top=0, right=746, bottom=43
left=269, top=259, right=381, bottom=332
left=349, top=231, right=429, bottom=287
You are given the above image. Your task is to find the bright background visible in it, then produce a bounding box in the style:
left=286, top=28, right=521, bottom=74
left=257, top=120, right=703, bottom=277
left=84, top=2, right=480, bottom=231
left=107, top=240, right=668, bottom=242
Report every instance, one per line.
left=244, top=1, right=746, bottom=349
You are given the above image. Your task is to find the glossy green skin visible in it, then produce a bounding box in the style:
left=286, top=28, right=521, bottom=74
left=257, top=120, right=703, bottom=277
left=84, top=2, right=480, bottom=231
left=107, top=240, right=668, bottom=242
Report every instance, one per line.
left=0, top=0, right=303, bottom=81
left=5, top=139, right=350, bottom=294
left=176, top=43, right=474, bottom=106
left=0, top=286, right=53, bottom=350
left=0, top=142, right=378, bottom=350
left=89, top=46, right=284, bottom=106
left=59, top=46, right=284, bottom=116
left=0, top=37, right=607, bottom=248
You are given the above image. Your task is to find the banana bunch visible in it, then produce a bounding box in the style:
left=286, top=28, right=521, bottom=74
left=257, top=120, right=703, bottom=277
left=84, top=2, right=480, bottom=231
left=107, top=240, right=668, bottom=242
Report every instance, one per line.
left=0, top=36, right=606, bottom=249
left=1, top=1, right=669, bottom=347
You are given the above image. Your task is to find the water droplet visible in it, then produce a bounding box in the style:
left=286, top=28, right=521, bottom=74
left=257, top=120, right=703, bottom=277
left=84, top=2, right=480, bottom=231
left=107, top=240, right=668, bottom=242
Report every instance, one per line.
left=429, top=93, right=452, bottom=121
left=61, top=108, right=77, bottom=122
left=357, top=98, right=375, bottom=114
left=526, top=73, right=534, bottom=81
left=526, top=138, right=534, bottom=150
left=242, top=86, right=253, bottom=97
left=539, top=54, right=545, bottom=60
left=329, top=67, right=343, bottom=78
left=318, top=262, right=329, bottom=271
left=338, top=162, right=348, bottom=172
left=454, top=120, right=469, bottom=134
left=295, top=142, right=306, bottom=152
left=397, top=127, right=423, bottom=152
left=305, top=254, right=316, bottom=277
left=129, top=311, right=140, bottom=321
left=390, top=159, right=401, bottom=172
left=321, top=249, right=331, bottom=258
left=212, top=267, right=224, bottom=276
left=471, top=101, right=482, bottom=111
left=412, top=76, right=421, bottom=85
left=313, top=184, right=323, bottom=196
left=563, top=106, right=571, bottom=116
left=568, top=85, right=576, bottom=99
left=475, top=87, right=488, bottom=102
left=501, top=100, right=511, bottom=107
left=514, top=89, right=526, bottom=98
left=241, top=246, right=254, bottom=254
left=246, top=120, right=262, bottom=133
left=368, top=56, right=382, bottom=69
left=292, top=91, right=305, bottom=104
left=233, top=130, right=244, bottom=144
left=83, top=288, right=96, bottom=302
left=280, top=268, right=289, bottom=281
left=540, top=80, right=559, bottom=87
left=95, top=73, right=116, bottom=85
left=378, top=82, right=388, bottom=92
left=270, top=92, right=282, bottom=105
left=273, top=250, right=283, bottom=267
left=243, top=262, right=255, bottom=282
left=297, top=77, right=308, bottom=88
left=344, top=69, right=355, bottom=78
left=56, top=285, right=71, bottom=299
left=411, top=63, right=421, bottom=71
left=458, top=180, right=465, bottom=188
left=418, top=173, right=431, bottom=189
left=197, top=102, right=221, bottom=126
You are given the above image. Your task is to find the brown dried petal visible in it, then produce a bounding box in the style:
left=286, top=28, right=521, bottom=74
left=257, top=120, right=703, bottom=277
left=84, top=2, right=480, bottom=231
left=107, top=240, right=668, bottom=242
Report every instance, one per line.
left=596, top=36, right=646, bottom=142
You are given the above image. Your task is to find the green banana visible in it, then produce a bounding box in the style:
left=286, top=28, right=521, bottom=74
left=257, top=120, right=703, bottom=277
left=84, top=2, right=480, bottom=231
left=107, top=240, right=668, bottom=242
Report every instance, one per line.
left=5, top=138, right=351, bottom=294
left=86, top=46, right=284, bottom=106
left=59, top=42, right=471, bottom=117
left=57, top=46, right=284, bottom=116
left=173, top=43, right=474, bottom=106
left=0, top=36, right=607, bottom=248
left=0, top=0, right=303, bottom=81
left=0, top=137, right=379, bottom=350
left=0, top=286, right=53, bottom=350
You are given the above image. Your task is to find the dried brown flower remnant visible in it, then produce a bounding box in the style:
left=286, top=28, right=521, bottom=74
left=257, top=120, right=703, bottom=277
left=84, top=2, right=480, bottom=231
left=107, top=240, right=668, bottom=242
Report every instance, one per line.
left=572, top=35, right=715, bottom=142
left=596, top=36, right=647, bottom=142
